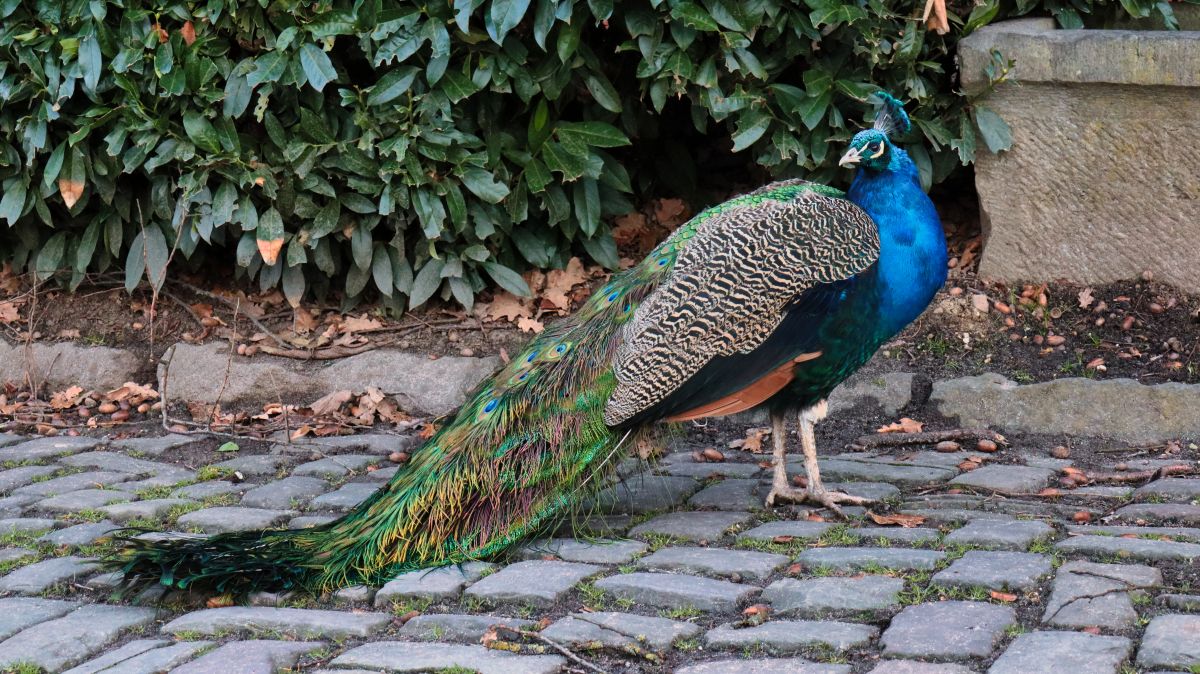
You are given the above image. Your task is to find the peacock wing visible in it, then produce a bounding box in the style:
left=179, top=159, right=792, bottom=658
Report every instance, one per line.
left=603, top=186, right=879, bottom=427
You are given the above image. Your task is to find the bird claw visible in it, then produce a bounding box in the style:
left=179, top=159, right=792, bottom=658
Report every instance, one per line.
left=764, top=485, right=873, bottom=519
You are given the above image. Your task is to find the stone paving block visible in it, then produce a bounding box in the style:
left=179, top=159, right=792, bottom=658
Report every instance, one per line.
left=949, top=465, right=1055, bottom=495
left=35, top=489, right=134, bottom=513
left=211, top=454, right=292, bottom=476
left=1134, top=478, right=1200, bottom=501
left=59, top=451, right=181, bottom=476
left=330, top=641, right=564, bottom=674
left=0, top=547, right=35, bottom=565
left=932, top=551, right=1053, bottom=591
left=60, top=638, right=173, bottom=674
left=0, top=516, right=62, bottom=533
left=1055, top=534, right=1200, bottom=562
left=1043, top=560, right=1162, bottom=629
left=688, top=479, right=762, bottom=510
left=374, top=561, right=496, bottom=606
left=676, top=659, right=851, bottom=674
left=852, top=526, right=942, bottom=545
left=628, top=511, right=753, bottom=542
left=798, top=458, right=957, bottom=487
left=0, top=597, right=80, bottom=640
left=15, top=471, right=134, bottom=497
left=593, top=571, right=759, bottom=612
left=332, top=585, right=377, bottom=604
left=399, top=614, right=535, bottom=643
left=706, top=619, right=878, bottom=653
left=637, top=546, right=788, bottom=580
left=107, top=434, right=195, bottom=456
left=464, top=560, right=602, bottom=607
left=900, top=508, right=1016, bottom=525
left=1137, top=614, right=1200, bottom=669
left=1159, top=594, right=1200, bottom=611
left=0, top=433, right=21, bottom=447
left=0, top=555, right=98, bottom=594
left=99, top=498, right=197, bottom=523
left=172, top=481, right=251, bottom=500
left=175, top=506, right=295, bottom=534
left=881, top=601, right=1015, bottom=660
left=737, top=520, right=833, bottom=542
left=240, top=476, right=329, bottom=510
left=1066, top=523, right=1200, bottom=542
left=309, top=481, right=378, bottom=510
left=990, top=630, right=1132, bottom=674
left=170, top=640, right=326, bottom=674
left=38, top=521, right=117, bottom=546
left=291, top=454, right=381, bottom=478
left=1115, top=503, right=1200, bottom=525
left=542, top=611, right=701, bottom=650
left=64, top=639, right=213, bottom=674
left=660, top=461, right=764, bottom=479
left=290, top=514, right=338, bottom=528
left=592, top=474, right=701, bottom=514
left=868, top=663, right=977, bottom=674
left=797, top=547, right=945, bottom=572
left=943, top=519, right=1054, bottom=550
left=0, top=436, right=99, bottom=462
left=162, top=606, right=391, bottom=639
left=0, top=604, right=157, bottom=672
left=762, top=575, right=905, bottom=617
left=0, top=465, right=59, bottom=493
left=516, top=537, right=647, bottom=564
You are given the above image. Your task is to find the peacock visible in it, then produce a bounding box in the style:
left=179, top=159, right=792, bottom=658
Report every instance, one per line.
left=110, top=92, right=947, bottom=596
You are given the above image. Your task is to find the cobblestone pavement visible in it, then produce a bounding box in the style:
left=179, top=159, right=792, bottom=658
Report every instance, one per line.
left=0, top=421, right=1197, bottom=674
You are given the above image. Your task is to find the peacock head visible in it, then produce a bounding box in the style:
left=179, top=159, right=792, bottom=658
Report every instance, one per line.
left=839, top=92, right=911, bottom=172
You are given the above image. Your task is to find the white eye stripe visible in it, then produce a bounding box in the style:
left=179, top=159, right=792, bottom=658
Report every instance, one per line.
left=869, top=143, right=886, bottom=159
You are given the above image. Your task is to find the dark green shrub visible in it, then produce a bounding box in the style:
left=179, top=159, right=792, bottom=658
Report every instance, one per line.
left=0, top=0, right=1183, bottom=309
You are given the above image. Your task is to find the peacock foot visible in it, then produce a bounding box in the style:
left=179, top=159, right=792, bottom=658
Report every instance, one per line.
left=764, top=484, right=874, bottom=518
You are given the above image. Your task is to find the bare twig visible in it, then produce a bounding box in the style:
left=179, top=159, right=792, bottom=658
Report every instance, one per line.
left=208, top=298, right=240, bottom=434
left=169, top=280, right=288, bottom=348
left=849, top=428, right=1008, bottom=451
left=162, top=291, right=206, bottom=329
left=487, top=626, right=611, bottom=674
left=255, top=343, right=377, bottom=360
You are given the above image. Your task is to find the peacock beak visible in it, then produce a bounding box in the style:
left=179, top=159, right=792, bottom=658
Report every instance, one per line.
left=839, top=146, right=863, bottom=168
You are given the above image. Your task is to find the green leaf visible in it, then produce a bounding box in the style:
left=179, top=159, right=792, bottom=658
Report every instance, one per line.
left=533, top=0, right=556, bottom=48
left=555, top=121, right=630, bottom=148
left=223, top=70, right=252, bottom=117
left=730, top=111, right=771, bottom=152
left=671, top=3, right=720, bottom=31
left=182, top=111, right=221, bottom=154
left=584, top=73, right=622, bottom=113
left=482, top=261, right=531, bottom=296
left=798, top=90, right=831, bottom=130
left=217, top=441, right=240, bottom=453
left=542, top=141, right=588, bottom=181
left=410, top=259, right=446, bottom=307
left=299, top=43, right=338, bottom=92
left=76, top=218, right=101, bottom=271
left=78, top=34, right=101, bottom=90
left=35, top=232, right=66, bottom=280
left=580, top=231, right=619, bottom=269
left=282, top=264, right=305, bottom=307
left=489, top=0, right=533, bottom=43
left=368, top=66, right=418, bottom=106
left=461, top=168, right=511, bottom=203
left=247, top=50, right=287, bottom=88
left=973, top=106, right=1013, bottom=153
left=124, top=231, right=145, bottom=292
left=144, top=225, right=170, bottom=290
left=0, top=177, right=27, bottom=225
left=372, top=244, right=394, bottom=297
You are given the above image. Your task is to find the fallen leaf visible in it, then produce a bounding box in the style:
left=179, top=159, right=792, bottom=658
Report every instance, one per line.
left=57, top=329, right=81, bottom=339
left=516, top=316, right=544, bottom=334
left=989, top=590, right=1018, bottom=603
left=49, top=386, right=84, bottom=410
left=485, top=292, right=532, bottom=322
left=772, top=535, right=795, bottom=544
left=309, top=390, right=353, bottom=416
left=866, top=511, right=927, bottom=528
left=740, top=427, right=771, bottom=453
left=217, top=441, right=240, bottom=453
left=340, top=314, right=384, bottom=333
left=877, top=417, right=924, bottom=434
left=205, top=594, right=234, bottom=608
left=290, top=424, right=313, bottom=440
left=294, top=306, right=319, bottom=334
left=0, top=302, right=18, bottom=324
left=419, top=423, right=439, bottom=440
left=654, top=198, right=689, bottom=228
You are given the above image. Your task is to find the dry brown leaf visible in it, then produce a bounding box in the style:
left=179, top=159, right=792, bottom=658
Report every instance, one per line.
left=877, top=417, right=924, bottom=434
left=922, top=0, right=949, bottom=34
left=58, top=178, right=84, bottom=209
left=257, top=238, right=284, bottom=266
left=180, top=20, right=196, bottom=45
left=206, top=594, right=234, bottom=608
left=516, top=316, right=544, bottom=334
left=989, top=590, right=1018, bottom=603
left=654, top=198, right=688, bottom=228
left=57, top=329, right=81, bottom=339
left=741, top=427, right=771, bottom=453
left=419, top=423, right=439, bottom=440
left=0, top=301, right=19, bottom=324
left=866, top=511, right=927, bottom=528
left=611, top=212, right=651, bottom=247
left=546, top=257, right=588, bottom=294
left=485, top=292, right=532, bottom=322
left=1077, top=287, right=1095, bottom=308
left=104, top=382, right=158, bottom=402
left=340, top=314, right=384, bottom=333
left=309, top=390, right=353, bottom=416
left=49, top=386, right=84, bottom=410
left=293, top=307, right=319, bottom=334
left=290, top=424, right=313, bottom=440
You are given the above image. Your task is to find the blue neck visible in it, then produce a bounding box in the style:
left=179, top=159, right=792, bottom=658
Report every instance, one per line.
left=847, top=147, right=948, bottom=335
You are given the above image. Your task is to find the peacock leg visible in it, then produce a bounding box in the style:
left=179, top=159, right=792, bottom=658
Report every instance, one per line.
left=798, top=400, right=874, bottom=516
left=764, top=409, right=802, bottom=507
